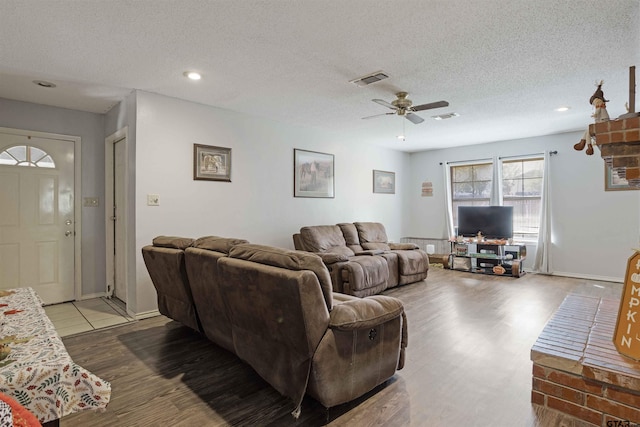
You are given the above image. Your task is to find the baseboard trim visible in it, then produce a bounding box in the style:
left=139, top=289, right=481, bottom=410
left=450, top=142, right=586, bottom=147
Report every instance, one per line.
left=545, top=271, right=623, bottom=283
left=135, top=309, right=161, bottom=320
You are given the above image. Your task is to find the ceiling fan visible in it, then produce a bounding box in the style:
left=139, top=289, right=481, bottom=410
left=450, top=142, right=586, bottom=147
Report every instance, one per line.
left=363, top=92, right=449, bottom=124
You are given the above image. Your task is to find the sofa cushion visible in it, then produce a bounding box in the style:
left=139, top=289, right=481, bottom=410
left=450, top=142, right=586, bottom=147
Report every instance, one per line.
left=395, top=250, right=430, bottom=277
left=317, top=253, right=350, bottom=264
left=300, top=225, right=355, bottom=257
left=330, top=295, right=404, bottom=330
left=229, top=244, right=333, bottom=310
left=337, top=223, right=365, bottom=253
left=354, top=222, right=391, bottom=251
left=152, top=236, right=194, bottom=250
left=340, top=255, right=389, bottom=297
left=192, top=235, right=249, bottom=253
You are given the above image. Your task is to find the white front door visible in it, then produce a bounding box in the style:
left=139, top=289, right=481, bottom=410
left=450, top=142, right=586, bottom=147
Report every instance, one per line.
left=0, top=131, right=76, bottom=304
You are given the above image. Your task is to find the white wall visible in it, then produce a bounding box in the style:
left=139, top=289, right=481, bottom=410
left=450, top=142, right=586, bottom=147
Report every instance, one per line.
left=409, top=132, right=640, bottom=281
left=0, top=98, right=107, bottom=297
left=132, top=91, right=411, bottom=313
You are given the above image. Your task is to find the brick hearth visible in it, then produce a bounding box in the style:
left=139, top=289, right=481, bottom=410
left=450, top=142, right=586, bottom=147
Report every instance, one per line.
left=531, top=294, right=640, bottom=425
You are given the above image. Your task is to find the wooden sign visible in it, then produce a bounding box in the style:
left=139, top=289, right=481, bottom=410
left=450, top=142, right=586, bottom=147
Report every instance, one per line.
left=614, top=251, right=640, bottom=360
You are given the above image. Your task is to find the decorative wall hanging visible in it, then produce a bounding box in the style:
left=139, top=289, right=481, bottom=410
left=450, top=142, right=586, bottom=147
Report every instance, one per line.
left=194, top=144, right=231, bottom=182
left=294, top=149, right=334, bottom=198
left=373, top=170, right=395, bottom=194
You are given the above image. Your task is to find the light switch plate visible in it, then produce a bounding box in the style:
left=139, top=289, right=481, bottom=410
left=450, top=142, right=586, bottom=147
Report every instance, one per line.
left=83, top=197, right=99, bottom=207
left=147, top=194, right=160, bottom=206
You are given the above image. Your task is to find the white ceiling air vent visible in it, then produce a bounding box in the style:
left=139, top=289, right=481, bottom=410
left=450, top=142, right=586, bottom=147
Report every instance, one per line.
left=432, top=112, right=459, bottom=120
left=349, top=71, right=389, bottom=87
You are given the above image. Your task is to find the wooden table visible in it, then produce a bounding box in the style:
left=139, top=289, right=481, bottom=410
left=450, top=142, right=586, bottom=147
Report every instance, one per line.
left=0, top=288, right=111, bottom=425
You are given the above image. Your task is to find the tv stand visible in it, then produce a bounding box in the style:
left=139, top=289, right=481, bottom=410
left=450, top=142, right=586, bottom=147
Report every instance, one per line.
left=448, top=240, right=526, bottom=277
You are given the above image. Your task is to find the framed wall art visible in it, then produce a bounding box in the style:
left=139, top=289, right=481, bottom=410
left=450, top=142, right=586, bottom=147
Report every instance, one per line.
left=373, top=170, right=395, bottom=194
left=605, top=164, right=639, bottom=191
left=294, top=149, right=334, bottom=198
left=194, top=144, right=231, bottom=182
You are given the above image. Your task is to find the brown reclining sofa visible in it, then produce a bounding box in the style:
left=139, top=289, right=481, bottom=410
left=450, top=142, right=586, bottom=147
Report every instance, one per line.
left=142, top=235, right=408, bottom=416
left=293, top=222, right=429, bottom=297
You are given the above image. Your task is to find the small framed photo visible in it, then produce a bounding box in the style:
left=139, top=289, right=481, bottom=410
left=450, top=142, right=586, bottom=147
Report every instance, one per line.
left=294, top=149, right=334, bottom=198
left=194, top=144, right=231, bottom=182
left=605, top=164, right=639, bottom=191
left=373, top=170, right=395, bottom=194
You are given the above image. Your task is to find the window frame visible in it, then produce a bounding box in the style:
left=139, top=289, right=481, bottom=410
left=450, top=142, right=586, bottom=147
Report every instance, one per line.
left=0, top=144, right=56, bottom=168
left=448, top=156, right=544, bottom=242
left=450, top=161, right=494, bottom=229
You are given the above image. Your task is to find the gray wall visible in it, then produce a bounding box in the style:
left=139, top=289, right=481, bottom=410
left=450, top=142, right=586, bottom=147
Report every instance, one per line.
left=0, top=98, right=107, bottom=296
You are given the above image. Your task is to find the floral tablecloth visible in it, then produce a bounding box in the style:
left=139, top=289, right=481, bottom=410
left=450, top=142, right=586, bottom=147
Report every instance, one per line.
left=0, top=288, right=110, bottom=424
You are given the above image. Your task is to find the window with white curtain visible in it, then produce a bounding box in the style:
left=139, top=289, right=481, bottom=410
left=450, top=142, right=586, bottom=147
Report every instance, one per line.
left=502, top=157, right=544, bottom=240
left=450, top=162, right=493, bottom=228
left=449, top=156, right=544, bottom=241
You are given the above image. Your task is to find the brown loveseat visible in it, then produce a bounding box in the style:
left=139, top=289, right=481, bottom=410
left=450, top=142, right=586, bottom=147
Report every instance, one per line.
left=142, top=236, right=408, bottom=416
left=294, top=222, right=429, bottom=297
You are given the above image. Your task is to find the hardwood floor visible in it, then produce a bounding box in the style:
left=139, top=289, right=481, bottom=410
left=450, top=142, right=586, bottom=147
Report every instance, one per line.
left=61, top=268, right=623, bottom=426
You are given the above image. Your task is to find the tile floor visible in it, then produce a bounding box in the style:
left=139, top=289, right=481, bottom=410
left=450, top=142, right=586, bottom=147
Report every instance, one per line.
left=44, top=297, right=136, bottom=337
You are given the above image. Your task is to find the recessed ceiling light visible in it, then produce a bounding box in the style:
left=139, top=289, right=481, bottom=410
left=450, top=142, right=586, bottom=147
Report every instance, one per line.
left=397, top=135, right=405, bottom=141
left=184, top=71, right=201, bottom=81
left=555, top=106, right=570, bottom=112
left=33, top=80, right=56, bottom=88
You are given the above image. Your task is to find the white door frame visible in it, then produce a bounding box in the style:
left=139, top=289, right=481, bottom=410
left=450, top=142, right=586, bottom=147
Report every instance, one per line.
left=105, top=127, right=128, bottom=303
left=0, top=126, right=82, bottom=301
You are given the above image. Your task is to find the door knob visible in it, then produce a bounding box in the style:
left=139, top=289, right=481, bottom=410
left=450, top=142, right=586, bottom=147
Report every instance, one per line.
left=65, top=219, right=73, bottom=225
left=65, top=231, right=73, bottom=237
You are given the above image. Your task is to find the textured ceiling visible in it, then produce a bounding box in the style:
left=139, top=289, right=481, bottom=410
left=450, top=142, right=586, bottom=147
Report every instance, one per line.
left=1, top=0, right=638, bottom=152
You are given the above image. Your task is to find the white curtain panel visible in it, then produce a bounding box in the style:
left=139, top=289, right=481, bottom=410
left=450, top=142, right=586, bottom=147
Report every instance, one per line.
left=533, top=151, right=552, bottom=274
left=443, top=164, right=455, bottom=239
left=490, top=156, right=503, bottom=206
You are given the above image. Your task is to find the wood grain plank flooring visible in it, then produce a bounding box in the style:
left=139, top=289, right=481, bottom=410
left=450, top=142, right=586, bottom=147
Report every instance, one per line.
left=60, top=268, right=623, bottom=426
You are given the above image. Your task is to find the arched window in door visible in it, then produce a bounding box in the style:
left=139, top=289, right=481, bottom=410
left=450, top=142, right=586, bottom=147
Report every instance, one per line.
left=0, top=145, right=55, bottom=168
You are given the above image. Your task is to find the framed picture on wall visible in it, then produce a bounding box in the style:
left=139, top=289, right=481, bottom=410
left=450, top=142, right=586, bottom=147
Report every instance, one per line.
left=373, top=170, right=395, bottom=194
left=605, top=164, right=639, bottom=191
left=194, top=144, right=231, bottom=182
left=294, top=149, right=334, bottom=198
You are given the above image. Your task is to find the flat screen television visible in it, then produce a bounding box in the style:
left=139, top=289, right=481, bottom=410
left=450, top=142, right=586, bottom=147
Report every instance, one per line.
left=457, top=206, right=513, bottom=239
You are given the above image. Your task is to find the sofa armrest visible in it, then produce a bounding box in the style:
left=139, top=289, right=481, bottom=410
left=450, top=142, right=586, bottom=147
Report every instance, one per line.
left=353, top=249, right=386, bottom=256
left=389, top=242, right=419, bottom=250
left=318, top=253, right=350, bottom=265
left=329, top=295, right=403, bottom=331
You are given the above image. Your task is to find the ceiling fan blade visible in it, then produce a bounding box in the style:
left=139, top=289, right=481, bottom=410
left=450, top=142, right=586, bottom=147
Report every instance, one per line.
left=362, top=112, right=395, bottom=120
left=411, top=100, right=449, bottom=112
left=372, top=99, right=397, bottom=110
left=405, top=112, right=424, bottom=124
